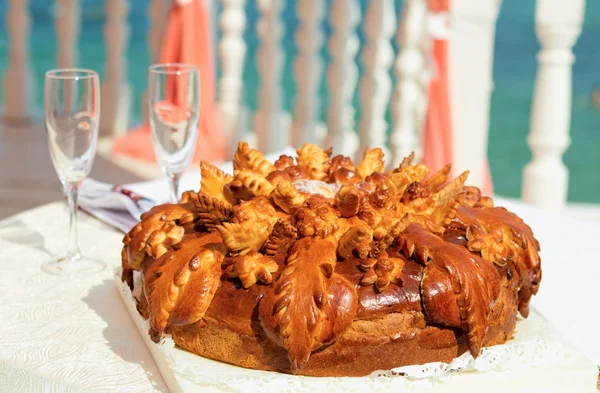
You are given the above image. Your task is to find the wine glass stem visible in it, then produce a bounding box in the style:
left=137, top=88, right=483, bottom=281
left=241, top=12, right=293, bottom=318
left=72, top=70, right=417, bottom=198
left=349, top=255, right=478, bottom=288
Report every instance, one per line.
left=169, top=172, right=181, bottom=203
left=65, top=182, right=81, bottom=260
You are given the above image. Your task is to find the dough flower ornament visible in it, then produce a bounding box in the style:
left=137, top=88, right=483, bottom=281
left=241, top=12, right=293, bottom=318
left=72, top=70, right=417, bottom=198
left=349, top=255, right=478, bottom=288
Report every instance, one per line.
left=121, top=142, right=542, bottom=376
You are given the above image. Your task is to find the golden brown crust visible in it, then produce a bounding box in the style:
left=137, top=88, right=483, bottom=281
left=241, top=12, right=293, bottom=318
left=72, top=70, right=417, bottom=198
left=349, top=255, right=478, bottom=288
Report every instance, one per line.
left=200, top=161, right=234, bottom=204
left=258, top=238, right=357, bottom=372
left=233, top=141, right=276, bottom=176
left=262, top=219, right=298, bottom=256
left=271, top=181, right=306, bottom=213
left=357, top=147, right=385, bottom=180
left=398, top=224, right=502, bottom=355
left=122, top=203, right=197, bottom=271
left=168, top=275, right=517, bottom=376
left=122, top=142, right=542, bottom=377
left=143, top=233, right=226, bottom=341
left=193, top=194, right=233, bottom=231
left=223, top=252, right=279, bottom=288
left=296, top=144, right=331, bottom=181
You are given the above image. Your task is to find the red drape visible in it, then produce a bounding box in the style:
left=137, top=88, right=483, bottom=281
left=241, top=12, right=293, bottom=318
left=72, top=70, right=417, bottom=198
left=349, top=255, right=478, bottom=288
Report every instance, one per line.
left=112, top=0, right=226, bottom=165
left=422, top=0, right=494, bottom=195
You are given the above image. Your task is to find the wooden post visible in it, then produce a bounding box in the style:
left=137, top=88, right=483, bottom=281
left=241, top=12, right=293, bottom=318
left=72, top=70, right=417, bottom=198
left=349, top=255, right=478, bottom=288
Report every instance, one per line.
left=448, top=0, right=502, bottom=188
left=253, top=0, right=287, bottom=152
left=324, top=0, right=360, bottom=157
left=358, top=0, right=396, bottom=160
left=218, top=0, right=247, bottom=148
left=389, top=0, right=428, bottom=167
left=522, top=0, right=585, bottom=210
left=291, top=0, right=326, bottom=148
left=100, top=0, right=132, bottom=137
left=2, top=0, right=35, bottom=123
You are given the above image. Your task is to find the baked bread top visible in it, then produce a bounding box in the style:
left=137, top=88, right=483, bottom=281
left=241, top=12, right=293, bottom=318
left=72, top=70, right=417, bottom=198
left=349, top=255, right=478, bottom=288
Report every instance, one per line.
left=121, top=143, right=541, bottom=374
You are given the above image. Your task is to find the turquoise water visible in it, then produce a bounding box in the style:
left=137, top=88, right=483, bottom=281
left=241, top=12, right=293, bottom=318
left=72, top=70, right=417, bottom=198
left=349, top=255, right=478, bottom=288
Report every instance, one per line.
left=0, top=1, right=599, bottom=202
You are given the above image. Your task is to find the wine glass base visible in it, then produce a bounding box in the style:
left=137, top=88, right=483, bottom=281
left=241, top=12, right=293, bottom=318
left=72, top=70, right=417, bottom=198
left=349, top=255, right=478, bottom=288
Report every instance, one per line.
left=41, top=255, right=106, bottom=276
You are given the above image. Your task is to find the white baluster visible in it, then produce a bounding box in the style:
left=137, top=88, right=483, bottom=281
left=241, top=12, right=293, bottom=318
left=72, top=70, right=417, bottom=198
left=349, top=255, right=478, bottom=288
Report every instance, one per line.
left=323, top=0, right=360, bottom=156
left=389, top=0, right=428, bottom=167
left=219, top=0, right=247, bottom=147
left=253, top=0, right=287, bottom=153
left=142, top=0, right=169, bottom=123
left=101, top=0, right=131, bottom=137
left=2, top=0, right=34, bottom=123
left=358, top=0, right=396, bottom=159
left=522, top=0, right=585, bottom=210
left=55, top=0, right=81, bottom=69
left=448, top=0, right=501, bottom=189
left=291, top=0, right=325, bottom=147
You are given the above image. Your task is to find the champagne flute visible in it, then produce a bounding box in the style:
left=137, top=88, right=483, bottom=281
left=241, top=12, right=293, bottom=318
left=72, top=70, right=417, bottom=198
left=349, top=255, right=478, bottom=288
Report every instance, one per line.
left=148, top=63, right=200, bottom=203
left=43, top=68, right=105, bottom=276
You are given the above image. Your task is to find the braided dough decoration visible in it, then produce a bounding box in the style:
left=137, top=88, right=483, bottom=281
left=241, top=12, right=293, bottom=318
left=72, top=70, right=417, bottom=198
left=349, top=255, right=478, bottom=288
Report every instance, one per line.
left=398, top=224, right=501, bottom=356
left=296, top=143, right=331, bottom=181
left=271, top=181, right=306, bottom=214
left=224, top=251, right=279, bottom=288
left=121, top=142, right=543, bottom=374
left=259, top=238, right=358, bottom=373
left=193, top=194, right=233, bottom=231
left=233, top=141, right=276, bottom=176
left=143, top=233, right=226, bottom=341
left=200, top=161, right=234, bottom=204
left=449, top=205, right=541, bottom=317
left=122, top=203, right=197, bottom=271
left=356, top=147, right=384, bottom=179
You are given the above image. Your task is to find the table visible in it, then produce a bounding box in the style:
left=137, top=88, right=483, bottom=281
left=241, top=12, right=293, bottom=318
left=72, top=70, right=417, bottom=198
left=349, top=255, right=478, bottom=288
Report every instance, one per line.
left=0, top=202, right=167, bottom=392
left=0, top=197, right=599, bottom=392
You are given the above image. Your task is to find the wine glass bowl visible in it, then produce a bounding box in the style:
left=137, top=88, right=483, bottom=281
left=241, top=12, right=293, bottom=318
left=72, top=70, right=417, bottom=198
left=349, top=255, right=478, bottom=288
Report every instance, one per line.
left=43, top=68, right=105, bottom=276
left=148, top=63, right=200, bottom=202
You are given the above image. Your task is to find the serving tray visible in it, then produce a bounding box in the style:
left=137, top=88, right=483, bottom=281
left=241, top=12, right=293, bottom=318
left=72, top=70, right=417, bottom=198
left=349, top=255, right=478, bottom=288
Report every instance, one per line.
left=114, top=267, right=598, bottom=393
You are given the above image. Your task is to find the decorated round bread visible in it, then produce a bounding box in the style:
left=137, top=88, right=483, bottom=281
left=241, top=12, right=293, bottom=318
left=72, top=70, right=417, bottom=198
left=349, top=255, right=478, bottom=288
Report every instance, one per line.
left=120, top=142, right=542, bottom=377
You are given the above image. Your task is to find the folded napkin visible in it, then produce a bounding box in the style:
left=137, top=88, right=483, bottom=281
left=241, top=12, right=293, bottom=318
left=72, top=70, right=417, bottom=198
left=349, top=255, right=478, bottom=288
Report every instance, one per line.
left=79, top=179, right=156, bottom=233
left=79, top=148, right=297, bottom=233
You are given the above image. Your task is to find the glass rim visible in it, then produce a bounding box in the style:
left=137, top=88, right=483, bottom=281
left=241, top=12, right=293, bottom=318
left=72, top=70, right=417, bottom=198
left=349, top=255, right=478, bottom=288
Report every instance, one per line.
left=149, top=63, right=198, bottom=75
left=45, top=68, right=99, bottom=80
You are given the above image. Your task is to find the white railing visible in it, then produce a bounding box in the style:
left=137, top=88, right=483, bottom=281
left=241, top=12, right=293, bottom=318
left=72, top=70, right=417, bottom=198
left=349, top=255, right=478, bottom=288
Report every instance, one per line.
left=522, top=0, right=585, bottom=210
left=101, top=0, right=131, bottom=137
left=323, top=0, right=361, bottom=157
left=0, top=0, right=586, bottom=212
left=448, top=0, right=502, bottom=191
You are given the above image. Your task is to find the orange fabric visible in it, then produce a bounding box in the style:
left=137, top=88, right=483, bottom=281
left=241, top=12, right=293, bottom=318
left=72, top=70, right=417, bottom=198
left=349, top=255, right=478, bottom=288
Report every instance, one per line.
left=113, top=0, right=226, bottom=165
left=421, top=39, right=454, bottom=179
left=422, top=0, right=494, bottom=195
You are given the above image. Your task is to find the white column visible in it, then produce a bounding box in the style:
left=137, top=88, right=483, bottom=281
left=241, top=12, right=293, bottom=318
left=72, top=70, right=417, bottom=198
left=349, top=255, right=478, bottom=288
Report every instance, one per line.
left=55, top=0, right=81, bottom=69
left=142, top=0, right=169, bottom=123
left=448, top=0, right=501, bottom=189
left=219, top=0, right=247, bottom=146
left=101, top=0, right=132, bottom=137
left=522, top=0, right=585, bottom=210
left=291, top=0, right=325, bottom=148
left=2, top=0, right=35, bottom=123
left=323, top=0, right=360, bottom=157
left=389, top=0, right=428, bottom=167
left=253, top=0, right=287, bottom=153
left=357, top=0, right=396, bottom=159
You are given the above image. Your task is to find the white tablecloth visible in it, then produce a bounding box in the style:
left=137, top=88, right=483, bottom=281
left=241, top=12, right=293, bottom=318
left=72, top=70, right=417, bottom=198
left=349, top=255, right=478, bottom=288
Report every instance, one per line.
left=0, top=195, right=599, bottom=392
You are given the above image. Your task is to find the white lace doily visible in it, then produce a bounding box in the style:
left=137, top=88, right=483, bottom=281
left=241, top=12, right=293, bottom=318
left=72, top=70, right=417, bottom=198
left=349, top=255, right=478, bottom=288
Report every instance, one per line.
left=115, top=267, right=598, bottom=393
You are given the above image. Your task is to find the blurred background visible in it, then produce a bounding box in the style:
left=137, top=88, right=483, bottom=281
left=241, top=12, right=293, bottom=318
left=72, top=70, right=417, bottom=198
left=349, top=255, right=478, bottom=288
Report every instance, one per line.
left=0, top=0, right=598, bottom=203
